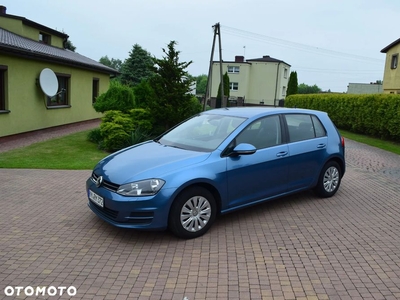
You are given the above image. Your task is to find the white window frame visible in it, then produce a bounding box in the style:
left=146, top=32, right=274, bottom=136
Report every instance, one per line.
left=228, top=66, right=240, bottom=73
left=230, top=82, right=239, bottom=91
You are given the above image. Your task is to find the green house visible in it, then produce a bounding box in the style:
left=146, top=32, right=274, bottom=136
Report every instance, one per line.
left=0, top=5, right=118, bottom=138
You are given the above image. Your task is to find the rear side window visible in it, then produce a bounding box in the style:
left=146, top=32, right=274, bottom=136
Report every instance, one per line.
left=311, top=115, right=327, bottom=138
left=285, top=114, right=326, bottom=142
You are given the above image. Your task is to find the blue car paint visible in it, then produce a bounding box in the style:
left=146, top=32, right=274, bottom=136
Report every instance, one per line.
left=86, top=107, right=345, bottom=231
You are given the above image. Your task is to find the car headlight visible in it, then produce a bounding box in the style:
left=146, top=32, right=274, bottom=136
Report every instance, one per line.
left=117, top=179, right=165, bottom=196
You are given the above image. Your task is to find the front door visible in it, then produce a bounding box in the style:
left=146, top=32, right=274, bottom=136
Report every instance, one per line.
left=225, top=115, right=290, bottom=209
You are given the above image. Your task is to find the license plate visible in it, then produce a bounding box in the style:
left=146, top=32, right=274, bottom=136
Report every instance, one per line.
left=89, top=190, right=104, bottom=208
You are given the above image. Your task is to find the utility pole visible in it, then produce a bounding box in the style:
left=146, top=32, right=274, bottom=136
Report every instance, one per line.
left=204, top=23, right=224, bottom=111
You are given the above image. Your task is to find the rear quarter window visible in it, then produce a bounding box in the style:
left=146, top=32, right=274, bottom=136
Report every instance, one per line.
left=311, top=115, right=327, bottom=138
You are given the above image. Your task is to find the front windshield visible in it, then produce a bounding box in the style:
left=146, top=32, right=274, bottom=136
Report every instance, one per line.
left=158, top=113, right=246, bottom=152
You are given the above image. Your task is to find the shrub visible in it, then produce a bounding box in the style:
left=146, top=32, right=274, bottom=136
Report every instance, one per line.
left=133, top=80, right=157, bottom=109
left=93, top=81, right=135, bottom=113
left=87, top=128, right=102, bottom=144
left=129, top=108, right=153, bottom=132
left=95, top=109, right=155, bottom=152
left=130, top=126, right=152, bottom=145
left=87, top=128, right=106, bottom=150
left=100, top=111, right=135, bottom=151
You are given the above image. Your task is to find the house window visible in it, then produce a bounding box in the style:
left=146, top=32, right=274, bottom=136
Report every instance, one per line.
left=282, top=86, right=286, bottom=97
left=92, top=78, right=99, bottom=103
left=228, top=66, right=240, bottom=73
left=391, top=54, right=398, bottom=69
left=39, top=32, right=51, bottom=45
left=230, top=82, right=239, bottom=91
left=47, top=74, right=70, bottom=107
left=284, top=68, right=288, bottom=78
left=0, top=65, right=7, bottom=111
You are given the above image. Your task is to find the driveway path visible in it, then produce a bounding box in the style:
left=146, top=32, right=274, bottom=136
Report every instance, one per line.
left=0, top=138, right=399, bottom=299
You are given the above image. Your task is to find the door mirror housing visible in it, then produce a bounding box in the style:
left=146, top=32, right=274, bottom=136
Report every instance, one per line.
left=229, top=143, right=257, bottom=157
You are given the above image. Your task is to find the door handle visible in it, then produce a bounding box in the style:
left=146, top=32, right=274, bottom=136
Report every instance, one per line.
left=276, top=151, right=288, bottom=157
left=317, top=144, right=326, bottom=149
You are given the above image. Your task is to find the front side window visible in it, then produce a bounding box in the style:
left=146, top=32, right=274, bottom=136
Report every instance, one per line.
left=230, top=82, right=239, bottom=91
left=285, top=114, right=326, bottom=142
left=234, top=115, right=282, bottom=149
left=228, top=66, right=240, bottom=73
left=0, top=66, right=7, bottom=111
left=391, top=54, right=398, bottom=69
left=47, top=74, right=70, bottom=107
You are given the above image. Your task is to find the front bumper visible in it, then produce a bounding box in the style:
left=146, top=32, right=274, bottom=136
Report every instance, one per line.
left=86, top=178, right=173, bottom=230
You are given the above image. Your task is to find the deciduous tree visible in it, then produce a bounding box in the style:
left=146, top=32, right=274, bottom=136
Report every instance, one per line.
left=195, top=74, right=208, bottom=95
left=298, top=83, right=322, bottom=94
left=99, top=56, right=123, bottom=72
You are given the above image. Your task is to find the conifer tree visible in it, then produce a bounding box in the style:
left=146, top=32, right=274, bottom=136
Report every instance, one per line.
left=120, top=44, right=154, bottom=87
left=287, top=71, right=298, bottom=96
left=148, top=41, right=200, bottom=131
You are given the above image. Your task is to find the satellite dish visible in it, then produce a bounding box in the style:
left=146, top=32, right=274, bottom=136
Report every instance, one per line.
left=39, top=68, right=58, bottom=97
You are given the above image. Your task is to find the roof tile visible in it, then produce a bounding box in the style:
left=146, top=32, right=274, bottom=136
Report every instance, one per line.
left=0, top=27, right=118, bottom=75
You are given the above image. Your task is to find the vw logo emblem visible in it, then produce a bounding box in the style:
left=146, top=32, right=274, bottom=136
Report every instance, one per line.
left=96, top=176, right=103, bottom=187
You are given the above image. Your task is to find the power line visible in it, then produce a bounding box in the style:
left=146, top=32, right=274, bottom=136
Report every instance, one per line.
left=295, top=67, right=382, bottom=74
left=221, top=25, right=384, bottom=64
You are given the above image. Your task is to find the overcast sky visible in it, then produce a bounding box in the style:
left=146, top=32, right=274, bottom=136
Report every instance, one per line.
left=3, top=0, right=399, bottom=92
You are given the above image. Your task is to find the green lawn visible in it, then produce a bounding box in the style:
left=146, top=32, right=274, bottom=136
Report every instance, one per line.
left=0, top=130, right=109, bottom=170
left=339, top=130, right=400, bottom=155
left=0, top=129, right=399, bottom=170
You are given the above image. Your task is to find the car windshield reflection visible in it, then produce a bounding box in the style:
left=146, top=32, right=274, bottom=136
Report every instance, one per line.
left=158, top=113, right=246, bottom=152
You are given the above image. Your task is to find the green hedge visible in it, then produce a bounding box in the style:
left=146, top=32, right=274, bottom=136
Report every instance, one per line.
left=285, top=94, right=400, bottom=141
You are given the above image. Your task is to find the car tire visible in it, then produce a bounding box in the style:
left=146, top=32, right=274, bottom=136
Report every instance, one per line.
left=314, top=161, right=342, bottom=198
left=169, top=186, right=217, bottom=239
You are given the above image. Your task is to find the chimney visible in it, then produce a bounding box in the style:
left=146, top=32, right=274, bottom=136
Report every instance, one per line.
left=235, top=56, right=244, bottom=63
left=0, top=6, right=6, bottom=14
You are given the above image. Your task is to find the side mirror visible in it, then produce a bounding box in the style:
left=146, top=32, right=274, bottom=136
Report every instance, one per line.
left=229, top=143, right=256, bottom=157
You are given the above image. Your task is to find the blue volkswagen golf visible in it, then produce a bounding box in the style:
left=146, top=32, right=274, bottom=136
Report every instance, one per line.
left=86, top=107, right=345, bottom=239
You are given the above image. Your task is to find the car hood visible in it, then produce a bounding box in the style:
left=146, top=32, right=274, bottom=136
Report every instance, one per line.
left=94, top=141, right=211, bottom=184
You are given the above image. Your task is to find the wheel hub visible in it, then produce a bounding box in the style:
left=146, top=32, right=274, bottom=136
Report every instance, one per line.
left=324, top=166, right=339, bottom=192
left=180, top=196, right=211, bottom=232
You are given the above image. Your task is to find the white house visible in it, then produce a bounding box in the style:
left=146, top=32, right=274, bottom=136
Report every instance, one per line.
left=210, top=55, right=290, bottom=107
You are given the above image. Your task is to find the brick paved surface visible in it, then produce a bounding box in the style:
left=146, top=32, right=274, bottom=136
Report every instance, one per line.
left=0, top=136, right=400, bottom=299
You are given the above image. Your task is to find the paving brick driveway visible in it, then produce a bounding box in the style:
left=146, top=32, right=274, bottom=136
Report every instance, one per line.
left=0, top=139, right=399, bottom=300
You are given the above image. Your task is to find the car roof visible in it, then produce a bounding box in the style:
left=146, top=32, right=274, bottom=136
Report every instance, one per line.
left=203, top=107, right=325, bottom=119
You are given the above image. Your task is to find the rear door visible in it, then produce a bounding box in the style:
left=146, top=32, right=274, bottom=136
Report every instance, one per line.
left=284, top=114, right=328, bottom=191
